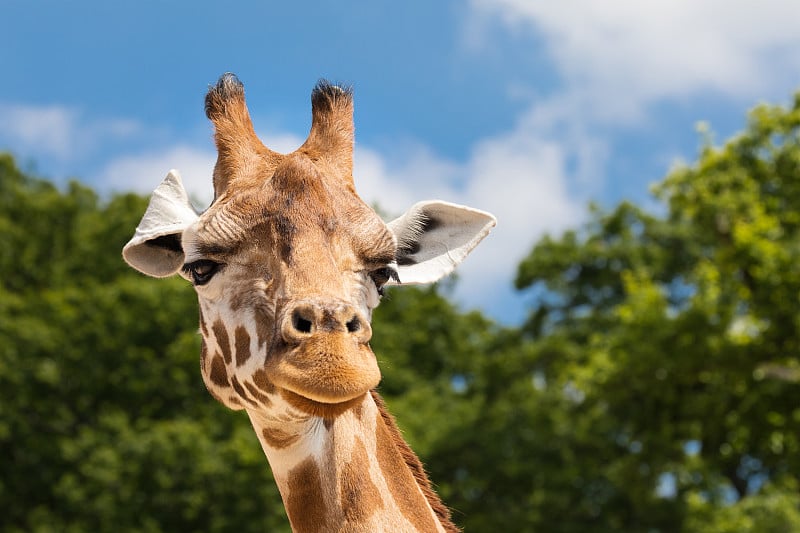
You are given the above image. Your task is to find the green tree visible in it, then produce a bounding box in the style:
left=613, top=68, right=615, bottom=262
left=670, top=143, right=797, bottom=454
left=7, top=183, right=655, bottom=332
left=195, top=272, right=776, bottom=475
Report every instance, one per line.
left=509, top=94, right=800, bottom=530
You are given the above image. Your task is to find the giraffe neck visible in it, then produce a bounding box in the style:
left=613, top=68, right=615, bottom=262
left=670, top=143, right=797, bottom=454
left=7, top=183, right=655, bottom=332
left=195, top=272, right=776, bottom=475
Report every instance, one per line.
left=246, top=391, right=457, bottom=533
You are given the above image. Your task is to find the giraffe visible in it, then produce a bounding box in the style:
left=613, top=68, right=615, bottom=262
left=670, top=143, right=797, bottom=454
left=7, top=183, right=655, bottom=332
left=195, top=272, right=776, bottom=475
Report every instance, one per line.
left=122, top=73, right=496, bottom=532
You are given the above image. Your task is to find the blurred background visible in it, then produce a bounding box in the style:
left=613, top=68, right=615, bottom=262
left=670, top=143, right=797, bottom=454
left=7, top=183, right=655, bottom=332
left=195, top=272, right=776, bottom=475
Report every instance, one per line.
left=2, top=1, right=800, bottom=531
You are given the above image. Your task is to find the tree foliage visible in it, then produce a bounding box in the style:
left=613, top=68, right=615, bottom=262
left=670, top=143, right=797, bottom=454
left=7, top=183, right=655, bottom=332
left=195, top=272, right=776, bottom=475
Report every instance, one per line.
left=2, top=90, right=800, bottom=532
left=510, top=94, right=800, bottom=531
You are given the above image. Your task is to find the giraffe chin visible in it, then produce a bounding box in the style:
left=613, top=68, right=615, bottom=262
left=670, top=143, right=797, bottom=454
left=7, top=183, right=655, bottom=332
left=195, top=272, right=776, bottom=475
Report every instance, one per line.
left=280, top=388, right=369, bottom=419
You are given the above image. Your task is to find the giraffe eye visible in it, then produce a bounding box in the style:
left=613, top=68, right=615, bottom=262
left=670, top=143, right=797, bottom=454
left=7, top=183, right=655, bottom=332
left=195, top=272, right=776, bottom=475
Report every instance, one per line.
left=183, top=259, right=222, bottom=286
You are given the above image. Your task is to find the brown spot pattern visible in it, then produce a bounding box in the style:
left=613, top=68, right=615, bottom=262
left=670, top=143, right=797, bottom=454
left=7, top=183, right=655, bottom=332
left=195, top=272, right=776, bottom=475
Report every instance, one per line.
left=252, top=368, right=276, bottom=394
left=234, top=325, right=251, bottom=367
left=244, top=381, right=272, bottom=406
left=212, top=320, right=232, bottom=364
left=229, top=375, right=256, bottom=406
left=261, top=427, right=300, bottom=449
left=228, top=286, right=250, bottom=313
left=286, top=458, right=328, bottom=532
left=254, top=306, right=273, bottom=348
left=209, top=354, right=230, bottom=388
left=340, top=438, right=383, bottom=523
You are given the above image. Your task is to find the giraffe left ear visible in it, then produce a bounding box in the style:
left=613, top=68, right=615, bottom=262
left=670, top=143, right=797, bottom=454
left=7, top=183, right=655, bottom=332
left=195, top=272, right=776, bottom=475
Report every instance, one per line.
left=387, top=200, right=496, bottom=285
left=122, top=169, right=199, bottom=278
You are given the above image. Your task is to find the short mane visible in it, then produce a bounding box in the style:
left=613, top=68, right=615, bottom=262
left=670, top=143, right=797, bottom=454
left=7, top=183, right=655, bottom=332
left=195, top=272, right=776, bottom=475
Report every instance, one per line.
left=370, top=390, right=460, bottom=532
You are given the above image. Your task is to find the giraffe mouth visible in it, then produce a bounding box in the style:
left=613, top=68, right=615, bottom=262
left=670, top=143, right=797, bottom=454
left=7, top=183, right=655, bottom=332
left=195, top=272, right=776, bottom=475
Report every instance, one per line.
left=265, top=334, right=381, bottom=415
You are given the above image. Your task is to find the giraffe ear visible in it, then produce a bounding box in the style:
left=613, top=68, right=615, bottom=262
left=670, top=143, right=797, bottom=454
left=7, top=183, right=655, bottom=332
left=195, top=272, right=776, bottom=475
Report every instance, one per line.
left=387, top=200, right=496, bottom=285
left=122, top=169, right=199, bottom=278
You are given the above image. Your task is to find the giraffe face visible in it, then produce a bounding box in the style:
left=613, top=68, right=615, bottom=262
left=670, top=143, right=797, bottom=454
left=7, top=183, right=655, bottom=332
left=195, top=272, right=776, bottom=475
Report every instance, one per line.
left=122, top=73, right=496, bottom=418
left=182, top=153, right=393, bottom=415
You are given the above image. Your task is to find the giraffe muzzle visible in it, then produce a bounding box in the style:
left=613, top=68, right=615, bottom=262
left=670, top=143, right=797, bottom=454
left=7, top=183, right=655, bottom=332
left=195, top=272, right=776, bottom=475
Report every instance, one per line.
left=266, top=299, right=381, bottom=406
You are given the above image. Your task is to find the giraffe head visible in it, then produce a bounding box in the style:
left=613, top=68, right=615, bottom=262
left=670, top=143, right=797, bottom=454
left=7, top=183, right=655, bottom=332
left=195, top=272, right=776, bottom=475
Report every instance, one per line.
left=123, top=73, right=495, bottom=418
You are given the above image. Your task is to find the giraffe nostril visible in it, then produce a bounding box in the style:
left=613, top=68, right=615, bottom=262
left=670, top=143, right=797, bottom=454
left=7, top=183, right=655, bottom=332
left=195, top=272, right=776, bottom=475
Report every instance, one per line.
left=346, top=316, right=361, bottom=333
left=292, top=310, right=313, bottom=334
left=284, top=302, right=371, bottom=342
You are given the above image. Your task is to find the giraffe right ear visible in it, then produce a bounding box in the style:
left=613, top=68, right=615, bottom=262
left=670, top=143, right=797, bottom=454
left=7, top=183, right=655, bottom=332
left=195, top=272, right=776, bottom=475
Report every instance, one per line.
left=387, top=200, right=496, bottom=285
left=122, top=169, right=199, bottom=278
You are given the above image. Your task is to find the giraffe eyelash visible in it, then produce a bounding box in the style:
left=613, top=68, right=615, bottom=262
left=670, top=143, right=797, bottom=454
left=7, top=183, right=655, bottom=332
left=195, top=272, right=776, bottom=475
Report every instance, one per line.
left=369, top=266, right=400, bottom=296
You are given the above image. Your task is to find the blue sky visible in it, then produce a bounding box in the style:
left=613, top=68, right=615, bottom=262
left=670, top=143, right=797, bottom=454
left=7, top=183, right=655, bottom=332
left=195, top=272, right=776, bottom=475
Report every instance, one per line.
left=3, top=0, right=800, bottom=324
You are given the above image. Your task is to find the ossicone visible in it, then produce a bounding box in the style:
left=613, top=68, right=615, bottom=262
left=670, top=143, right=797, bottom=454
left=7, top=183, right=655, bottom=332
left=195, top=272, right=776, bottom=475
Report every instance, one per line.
left=204, top=73, right=277, bottom=198
left=300, top=79, right=355, bottom=182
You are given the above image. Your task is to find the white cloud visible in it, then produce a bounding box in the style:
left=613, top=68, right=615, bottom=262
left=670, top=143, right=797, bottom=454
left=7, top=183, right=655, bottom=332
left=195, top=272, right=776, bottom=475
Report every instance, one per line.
left=0, top=104, right=78, bottom=158
left=260, top=132, right=307, bottom=156
left=450, top=0, right=800, bottom=317
left=450, top=0, right=800, bottom=316
left=101, top=145, right=217, bottom=207
left=0, top=103, right=143, bottom=161
left=469, top=0, right=800, bottom=121
left=354, top=143, right=461, bottom=216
